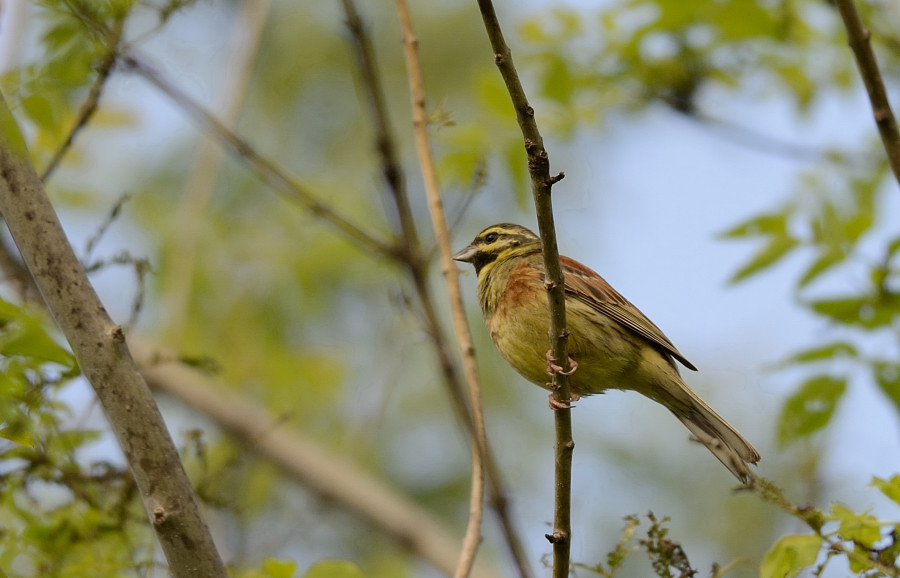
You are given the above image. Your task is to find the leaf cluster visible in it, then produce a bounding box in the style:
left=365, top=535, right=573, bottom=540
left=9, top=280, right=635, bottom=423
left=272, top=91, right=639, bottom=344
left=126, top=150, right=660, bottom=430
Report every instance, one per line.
left=574, top=512, right=725, bottom=578
left=0, top=298, right=154, bottom=576
left=517, top=0, right=873, bottom=132
left=758, top=476, right=900, bottom=577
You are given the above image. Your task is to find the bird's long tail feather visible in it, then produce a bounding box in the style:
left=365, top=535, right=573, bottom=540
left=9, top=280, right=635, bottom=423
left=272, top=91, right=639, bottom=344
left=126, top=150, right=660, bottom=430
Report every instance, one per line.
left=656, top=381, right=760, bottom=484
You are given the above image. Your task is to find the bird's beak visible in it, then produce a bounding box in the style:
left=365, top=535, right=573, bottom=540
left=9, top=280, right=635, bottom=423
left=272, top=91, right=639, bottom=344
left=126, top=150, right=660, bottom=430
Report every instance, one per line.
left=452, top=244, right=477, bottom=263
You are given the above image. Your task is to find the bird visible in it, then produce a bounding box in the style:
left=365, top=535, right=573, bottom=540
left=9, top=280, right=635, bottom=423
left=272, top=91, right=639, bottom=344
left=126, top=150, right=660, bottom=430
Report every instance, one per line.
left=453, top=223, right=760, bottom=483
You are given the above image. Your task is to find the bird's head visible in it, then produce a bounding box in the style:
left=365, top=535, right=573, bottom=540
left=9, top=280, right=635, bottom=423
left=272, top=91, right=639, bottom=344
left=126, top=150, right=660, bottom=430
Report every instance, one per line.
left=453, top=223, right=541, bottom=276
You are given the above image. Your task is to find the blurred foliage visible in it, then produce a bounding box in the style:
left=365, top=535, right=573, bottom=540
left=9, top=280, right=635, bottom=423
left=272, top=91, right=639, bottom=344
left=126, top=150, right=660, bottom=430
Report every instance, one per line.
left=517, top=0, right=875, bottom=129
left=0, top=297, right=152, bottom=576
left=1, top=0, right=900, bottom=576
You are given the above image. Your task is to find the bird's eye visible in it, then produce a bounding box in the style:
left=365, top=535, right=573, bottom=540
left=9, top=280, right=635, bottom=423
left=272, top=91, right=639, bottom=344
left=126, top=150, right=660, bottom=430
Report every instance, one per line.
left=484, top=232, right=499, bottom=243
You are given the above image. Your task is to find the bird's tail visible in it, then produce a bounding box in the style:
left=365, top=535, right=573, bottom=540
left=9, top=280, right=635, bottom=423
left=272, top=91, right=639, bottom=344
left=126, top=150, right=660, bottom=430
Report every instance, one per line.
left=654, top=380, right=760, bottom=484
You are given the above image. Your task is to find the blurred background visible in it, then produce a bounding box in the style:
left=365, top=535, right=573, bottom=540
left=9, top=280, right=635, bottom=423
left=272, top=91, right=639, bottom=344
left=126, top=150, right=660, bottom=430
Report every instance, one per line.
left=1, top=0, right=899, bottom=576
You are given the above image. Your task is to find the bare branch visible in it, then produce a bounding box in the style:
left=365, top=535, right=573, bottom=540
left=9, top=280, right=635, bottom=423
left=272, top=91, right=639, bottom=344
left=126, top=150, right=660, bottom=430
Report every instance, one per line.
left=341, top=3, right=534, bottom=576
left=473, top=1, right=573, bottom=575
left=392, top=1, right=488, bottom=575
left=119, top=52, right=399, bottom=261
left=0, top=89, right=226, bottom=577
left=131, top=339, right=503, bottom=578
left=834, top=0, right=900, bottom=185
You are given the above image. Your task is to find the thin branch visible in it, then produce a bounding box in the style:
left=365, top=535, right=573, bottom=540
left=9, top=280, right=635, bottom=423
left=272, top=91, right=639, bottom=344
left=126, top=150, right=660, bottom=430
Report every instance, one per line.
left=341, top=3, right=532, bottom=576
left=392, top=1, right=488, bottom=575
left=118, top=52, right=399, bottom=261
left=123, top=39, right=534, bottom=574
left=0, top=89, right=226, bottom=578
left=473, top=1, right=573, bottom=576
left=0, top=217, right=505, bottom=577
left=130, top=339, right=503, bottom=578
left=40, top=19, right=123, bottom=182
left=834, top=0, right=900, bottom=185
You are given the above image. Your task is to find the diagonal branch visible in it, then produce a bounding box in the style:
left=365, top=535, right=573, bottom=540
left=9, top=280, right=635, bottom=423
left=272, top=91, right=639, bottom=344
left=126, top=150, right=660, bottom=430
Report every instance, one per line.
left=131, top=339, right=502, bottom=578
left=40, top=19, right=123, bottom=182
left=0, top=223, right=504, bottom=578
left=834, top=0, right=900, bottom=185
left=119, top=53, right=398, bottom=262
left=0, top=89, right=226, bottom=578
left=473, top=2, right=573, bottom=576
left=121, top=43, right=535, bottom=575
left=392, top=1, right=487, bottom=575
left=341, top=3, right=532, bottom=576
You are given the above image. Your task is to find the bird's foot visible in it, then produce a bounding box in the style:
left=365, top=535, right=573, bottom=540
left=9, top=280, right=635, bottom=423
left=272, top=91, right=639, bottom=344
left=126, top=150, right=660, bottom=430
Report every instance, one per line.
left=547, top=391, right=581, bottom=410
left=545, top=349, right=578, bottom=376
left=546, top=350, right=579, bottom=409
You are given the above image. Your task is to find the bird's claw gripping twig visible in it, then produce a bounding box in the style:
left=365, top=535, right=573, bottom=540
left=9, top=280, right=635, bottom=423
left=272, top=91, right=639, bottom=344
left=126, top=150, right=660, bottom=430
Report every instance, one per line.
left=546, top=349, right=578, bottom=376
left=546, top=349, right=579, bottom=410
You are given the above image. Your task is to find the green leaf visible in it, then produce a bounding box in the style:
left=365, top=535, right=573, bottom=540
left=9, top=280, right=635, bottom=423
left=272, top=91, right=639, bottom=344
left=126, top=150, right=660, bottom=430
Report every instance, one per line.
left=21, top=93, right=58, bottom=131
left=728, top=235, right=799, bottom=284
left=871, top=475, right=900, bottom=506
left=0, top=300, right=75, bottom=368
left=760, top=534, right=822, bottom=578
left=774, top=64, right=814, bottom=110
left=873, top=361, right=900, bottom=417
left=798, top=249, right=844, bottom=287
left=304, top=560, right=364, bottom=578
left=261, top=558, right=297, bottom=578
left=778, top=342, right=857, bottom=366
left=720, top=212, right=788, bottom=238
left=777, top=375, right=846, bottom=447
left=807, top=294, right=900, bottom=330
left=0, top=424, right=34, bottom=448
left=830, top=503, right=881, bottom=548
left=539, top=53, right=575, bottom=106
left=887, top=235, right=900, bottom=260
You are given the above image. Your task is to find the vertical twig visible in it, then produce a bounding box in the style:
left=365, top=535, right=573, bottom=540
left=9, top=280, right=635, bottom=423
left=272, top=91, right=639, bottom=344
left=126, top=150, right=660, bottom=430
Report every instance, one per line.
left=393, top=1, right=487, bottom=575
left=834, top=0, right=900, bottom=185
left=473, top=1, right=573, bottom=576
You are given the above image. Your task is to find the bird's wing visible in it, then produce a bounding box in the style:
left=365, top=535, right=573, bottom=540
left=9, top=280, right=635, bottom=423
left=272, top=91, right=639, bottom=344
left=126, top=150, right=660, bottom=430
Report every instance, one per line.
left=560, top=256, right=697, bottom=371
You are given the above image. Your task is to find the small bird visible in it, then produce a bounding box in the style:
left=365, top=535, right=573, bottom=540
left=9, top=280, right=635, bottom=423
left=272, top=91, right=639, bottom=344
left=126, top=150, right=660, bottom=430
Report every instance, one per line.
left=453, top=223, right=760, bottom=483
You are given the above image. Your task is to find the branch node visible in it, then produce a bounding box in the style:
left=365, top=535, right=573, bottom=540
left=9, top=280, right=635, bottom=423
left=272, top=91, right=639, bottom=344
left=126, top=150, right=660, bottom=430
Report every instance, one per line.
left=548, top=172, right=565, bottom=185
left=108, top=324, right=125, bottom=343
left=544, top=531, right=569, bottom=545
left=152, top=505, right=168, bottom=526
